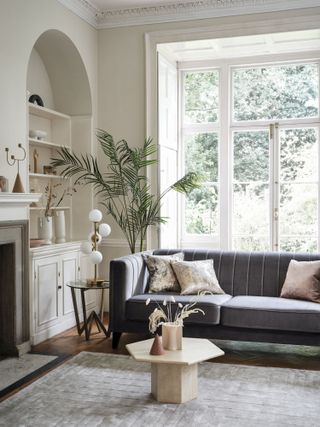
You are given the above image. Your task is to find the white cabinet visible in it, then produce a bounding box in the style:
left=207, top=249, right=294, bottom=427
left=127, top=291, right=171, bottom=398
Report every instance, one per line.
left=30, top=242, right=98, bottom=345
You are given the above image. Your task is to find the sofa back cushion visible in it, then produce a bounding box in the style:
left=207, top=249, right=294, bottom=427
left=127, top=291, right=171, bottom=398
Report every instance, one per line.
left=153, top=249, right=320, bottom=297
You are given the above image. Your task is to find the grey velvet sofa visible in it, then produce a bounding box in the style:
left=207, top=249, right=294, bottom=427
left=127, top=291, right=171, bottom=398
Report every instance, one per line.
left=109, top=249, right=320, bottom=348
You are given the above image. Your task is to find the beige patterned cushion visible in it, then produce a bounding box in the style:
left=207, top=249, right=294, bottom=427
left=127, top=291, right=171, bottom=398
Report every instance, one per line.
left=280, top=260, right=320, bottom=303
left=143, top=253, right=184, bottom=293
left=171, top=259, right=225, bottom=295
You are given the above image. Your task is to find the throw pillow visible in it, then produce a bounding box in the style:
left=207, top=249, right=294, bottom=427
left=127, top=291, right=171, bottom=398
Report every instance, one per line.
left=170, top=259, right=225, bottom=295
left=280, top=259, right=320, bottom=303
left=143, top=252, right=184, bottom=293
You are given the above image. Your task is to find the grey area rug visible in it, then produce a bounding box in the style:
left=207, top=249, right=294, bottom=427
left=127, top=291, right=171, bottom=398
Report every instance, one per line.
left=0, top=353, right=57, bottom=390
left=0, top=351, right=319, bottom=427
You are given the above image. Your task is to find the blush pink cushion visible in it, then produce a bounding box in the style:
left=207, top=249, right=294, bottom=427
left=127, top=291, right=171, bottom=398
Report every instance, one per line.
left=280, top=260, right=320, bottom=303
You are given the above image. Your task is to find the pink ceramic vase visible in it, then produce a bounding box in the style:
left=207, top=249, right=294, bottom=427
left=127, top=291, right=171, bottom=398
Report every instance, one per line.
left=149, top=333, right=165, bottom=355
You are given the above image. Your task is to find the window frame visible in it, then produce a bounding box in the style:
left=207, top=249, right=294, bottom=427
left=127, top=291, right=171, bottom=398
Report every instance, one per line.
left=177, top=53, right=320, bottom=251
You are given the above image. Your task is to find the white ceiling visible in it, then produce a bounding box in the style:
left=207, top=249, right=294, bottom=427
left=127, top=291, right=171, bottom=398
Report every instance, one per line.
left=158, top=29, right=320, bottom=62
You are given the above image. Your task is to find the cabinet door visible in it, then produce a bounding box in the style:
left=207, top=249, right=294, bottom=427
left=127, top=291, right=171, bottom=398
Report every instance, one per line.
left=34, top=256, right=59, bottom=329
left=61, top=252, right=79, bottom=317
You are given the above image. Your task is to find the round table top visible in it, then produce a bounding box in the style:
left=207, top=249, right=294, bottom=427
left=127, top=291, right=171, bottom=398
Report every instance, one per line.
left=67, top=281, right=109, bottom=290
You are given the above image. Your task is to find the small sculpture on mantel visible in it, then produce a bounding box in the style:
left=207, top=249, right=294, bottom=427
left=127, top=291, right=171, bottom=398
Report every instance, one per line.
left=5, top=143, right=26, bottom=193
left=33, top=149, right=39, bottom=173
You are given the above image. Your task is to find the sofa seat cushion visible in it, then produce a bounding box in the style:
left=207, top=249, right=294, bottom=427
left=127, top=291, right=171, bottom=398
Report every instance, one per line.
left=126, top=293, right=232, bottom=325
left=221, top=296, right=320, bottom=333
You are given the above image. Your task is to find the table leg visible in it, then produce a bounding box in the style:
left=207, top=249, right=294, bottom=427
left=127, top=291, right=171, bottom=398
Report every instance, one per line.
left=80, top=289, right=89, bottom=340
left=99, top=289, right=104, bottom=322
left=71, top=287, right=82, bottom=336
left=151, top=363, right=198, bottom=403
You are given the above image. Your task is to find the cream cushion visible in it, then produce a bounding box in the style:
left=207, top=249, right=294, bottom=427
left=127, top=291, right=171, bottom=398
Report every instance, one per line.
left=280, top=259, right=320, bottom=303
left=171, top=259, right=225, bottom=295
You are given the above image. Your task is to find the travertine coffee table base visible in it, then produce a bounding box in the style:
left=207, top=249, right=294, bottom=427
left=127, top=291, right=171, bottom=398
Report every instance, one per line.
left=151, top=362, right=198, bottom=403
left=126, top=338, right=224, bottom=404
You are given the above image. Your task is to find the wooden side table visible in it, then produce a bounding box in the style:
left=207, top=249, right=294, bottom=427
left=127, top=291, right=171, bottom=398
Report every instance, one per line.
left=67, top=281, right=110, bottom=340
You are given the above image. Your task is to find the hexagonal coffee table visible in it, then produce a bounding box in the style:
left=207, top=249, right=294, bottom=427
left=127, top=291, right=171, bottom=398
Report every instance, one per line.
left=126, top=337, right=224, bottom=403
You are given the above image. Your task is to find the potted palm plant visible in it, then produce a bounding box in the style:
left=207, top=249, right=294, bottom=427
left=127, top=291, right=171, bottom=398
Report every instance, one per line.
left=51, top=130, right=201, bottom=253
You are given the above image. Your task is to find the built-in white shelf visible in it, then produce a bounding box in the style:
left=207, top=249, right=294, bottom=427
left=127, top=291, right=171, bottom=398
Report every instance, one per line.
left=30, top=206, right=70, bottom=211
left=29, top=103, right=70, bottom=120
left=29, top=173, right=66, bottom=180
left=28, top=137, right=69, bottom=150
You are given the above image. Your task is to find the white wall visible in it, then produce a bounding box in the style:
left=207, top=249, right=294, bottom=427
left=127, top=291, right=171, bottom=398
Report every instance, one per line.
left=27, top=49, right=55, bottom=110
left=0, top=0, right=97, bottom=192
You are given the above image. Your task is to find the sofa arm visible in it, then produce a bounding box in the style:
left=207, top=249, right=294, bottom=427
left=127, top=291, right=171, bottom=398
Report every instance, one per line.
left=109, top=252, right=150, bottom=330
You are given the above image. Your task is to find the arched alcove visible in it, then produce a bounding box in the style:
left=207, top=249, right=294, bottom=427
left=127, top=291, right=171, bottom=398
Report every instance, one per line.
left=27, top=29, right=93, bottom=241
left=27, top=29, right=92, bottom=116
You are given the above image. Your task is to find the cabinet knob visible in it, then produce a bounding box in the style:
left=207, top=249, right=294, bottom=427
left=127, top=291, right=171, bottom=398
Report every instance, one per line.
left=58, top=285, right=62, bottom=289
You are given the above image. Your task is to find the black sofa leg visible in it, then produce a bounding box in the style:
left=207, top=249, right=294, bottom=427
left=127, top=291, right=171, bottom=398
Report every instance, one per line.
left=112, top=332, right=122, bottom=349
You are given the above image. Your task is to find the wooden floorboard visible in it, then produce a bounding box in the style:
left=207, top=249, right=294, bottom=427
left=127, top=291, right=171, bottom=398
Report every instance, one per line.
left=31, top=315, right=320, bottom=371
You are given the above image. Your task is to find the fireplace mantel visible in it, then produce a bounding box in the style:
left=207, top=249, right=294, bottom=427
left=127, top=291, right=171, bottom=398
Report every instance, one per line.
left=0, top=193, right=41, bottom=206
left=0, top=193, right=41, bottom=222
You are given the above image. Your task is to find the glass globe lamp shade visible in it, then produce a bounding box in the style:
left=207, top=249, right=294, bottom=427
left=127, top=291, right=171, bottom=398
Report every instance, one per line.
left=89, top=209, right=102, bottom=223
left=99, top=223, right=111, bottom=237
left=90, top=250, right=103, bottom=264
left=80, top=241, right=92, bottom=255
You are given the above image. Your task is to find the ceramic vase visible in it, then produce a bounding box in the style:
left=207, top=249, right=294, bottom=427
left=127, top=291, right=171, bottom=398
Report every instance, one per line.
left=55, top=210, right=66, bottom=243
left=162, top=322, right=183, bottom=351
left=149, top=333, right=165, bottom=355
left=38, top=216, right=53, bottom=245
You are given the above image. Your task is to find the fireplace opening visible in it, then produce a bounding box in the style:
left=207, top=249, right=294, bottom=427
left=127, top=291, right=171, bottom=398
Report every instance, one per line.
left=0, top=221, right=29, bottom=357
left=0, top=243, right=16, bottom=356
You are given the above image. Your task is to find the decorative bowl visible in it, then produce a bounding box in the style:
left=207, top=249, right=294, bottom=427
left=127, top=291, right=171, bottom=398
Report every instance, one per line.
left=30, top=239, right=45, bottom=248
left=29, top=129, right=47, bottom=140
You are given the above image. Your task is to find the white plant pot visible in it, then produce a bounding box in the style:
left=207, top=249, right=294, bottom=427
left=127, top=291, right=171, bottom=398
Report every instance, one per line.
left=38, top=216, right=53, bottom=245
left=55, top=210, right=66, bottom=243
left=162, top=322, right=183, bottom=351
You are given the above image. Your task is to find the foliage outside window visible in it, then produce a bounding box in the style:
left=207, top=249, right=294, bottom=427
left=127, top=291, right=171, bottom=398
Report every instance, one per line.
left=180, top=60, right=320, bottom=252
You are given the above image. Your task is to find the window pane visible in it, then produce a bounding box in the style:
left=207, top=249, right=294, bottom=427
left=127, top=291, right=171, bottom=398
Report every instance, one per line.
left=233, top=183, right=270, bottom=250
left=185, top=184, right=219, bottom=234
left=233, top=129, right=270, bottom=251
left=184, top=71, right=219, bottom=123
left=280, top=128, right=317, bottom=182
left=233, top=131, right=269, bottom=182
left=185, top=133, right=219, bottom=235
left=233, top=63, right=319, bottom=121
left=185, top=133, right=218, bottom=182
left=279, top=183, right=318, bottom=252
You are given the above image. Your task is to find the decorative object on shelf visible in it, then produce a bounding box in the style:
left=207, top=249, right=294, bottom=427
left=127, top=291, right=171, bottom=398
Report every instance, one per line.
left=29, top=129, right=47, bottom=140
left=51, top=130, right=201, bottom=254
left=42, top=181, right=78, bottom=217
left=0, top=176, right=8, bottom=192
left=55, top=210, right=66, bottom=244
left=5, top=143, right=26, bottom=193
left=149, top=333, right=165, bottom=356
left=30, top=238, right=45, bottom=248
left=38, top=216, right=53, bottom=245
left=28, top=94, right=44, bottom=107
left=146, top=295, right=205, bottom=351
left=80, top=209, right=111, bottom=286
left=33, top=149, right=39, bottom=173
left=43, top=165, right=56, bottom=175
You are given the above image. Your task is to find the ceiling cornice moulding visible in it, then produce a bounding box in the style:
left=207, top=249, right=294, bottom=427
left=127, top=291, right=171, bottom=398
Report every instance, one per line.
left=57, top=0, right=320, bottom=29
